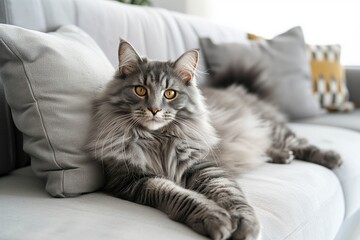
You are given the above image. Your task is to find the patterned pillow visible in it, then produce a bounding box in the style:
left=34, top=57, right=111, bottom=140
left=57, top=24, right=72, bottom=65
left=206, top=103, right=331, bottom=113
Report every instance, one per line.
left=247, top=33, right=353, bottom=112
left=307, top=44, right=354, bottom=111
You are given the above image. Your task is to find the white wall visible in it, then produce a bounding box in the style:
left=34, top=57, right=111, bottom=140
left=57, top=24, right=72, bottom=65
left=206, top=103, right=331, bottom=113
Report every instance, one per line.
left=152, top=0, right=360, bottom=65
left=205, top=0, right=360, bottom=65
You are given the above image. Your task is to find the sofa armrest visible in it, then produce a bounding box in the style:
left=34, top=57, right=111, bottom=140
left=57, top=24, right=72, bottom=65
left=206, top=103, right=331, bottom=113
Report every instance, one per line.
left=345, top=66, right=360, bottom=108
left=0, top=78, right=30, bottom=176
left=0, top=78, right=16, bottom=175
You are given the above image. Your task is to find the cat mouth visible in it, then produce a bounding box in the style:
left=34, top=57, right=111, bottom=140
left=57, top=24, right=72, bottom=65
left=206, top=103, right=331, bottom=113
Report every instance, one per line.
left=147, top=117, right=162, bottom=122
left=145, top=116, right=162, bottom=122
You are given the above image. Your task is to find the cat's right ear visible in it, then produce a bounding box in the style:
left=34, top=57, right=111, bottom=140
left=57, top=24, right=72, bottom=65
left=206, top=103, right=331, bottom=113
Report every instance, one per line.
left=118, top=39, right=142, bottom=76
left=173, top=49, right=199, bottom=83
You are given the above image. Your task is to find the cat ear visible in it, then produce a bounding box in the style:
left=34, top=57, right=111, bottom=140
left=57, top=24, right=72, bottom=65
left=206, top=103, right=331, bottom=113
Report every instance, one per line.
left=173, top=49, right=199, bottom=82
left=118, top=39, right=142, bottom=76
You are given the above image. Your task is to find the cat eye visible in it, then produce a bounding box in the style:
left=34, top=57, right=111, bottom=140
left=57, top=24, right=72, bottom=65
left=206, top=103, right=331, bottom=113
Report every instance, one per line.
left=164, top=89, right=177, bottom=99
left=134, top=86, right=147, bottom=96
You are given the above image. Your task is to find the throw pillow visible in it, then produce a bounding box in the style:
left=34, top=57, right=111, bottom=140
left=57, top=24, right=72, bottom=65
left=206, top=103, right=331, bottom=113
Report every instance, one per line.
left=0, top=24, right=115, bottom=197
left=307, top=44, right=354, bottom=111
left=200, top=27, right=325, bottom=120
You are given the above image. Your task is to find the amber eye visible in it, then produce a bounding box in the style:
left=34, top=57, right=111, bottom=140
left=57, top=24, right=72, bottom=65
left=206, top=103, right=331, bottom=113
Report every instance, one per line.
left=164, top=89, right=177, bottom=99
left=134, top=86, right=147, bottom=96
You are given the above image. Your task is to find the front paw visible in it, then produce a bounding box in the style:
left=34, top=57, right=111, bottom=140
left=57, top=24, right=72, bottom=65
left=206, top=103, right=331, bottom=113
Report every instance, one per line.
left=187, top=204, right=234, bottom=240
left=230, top=211, right=260, bottom=240
left=232, top=217, right=260, bottom=240
left=176, top=141, right=202, bottom=161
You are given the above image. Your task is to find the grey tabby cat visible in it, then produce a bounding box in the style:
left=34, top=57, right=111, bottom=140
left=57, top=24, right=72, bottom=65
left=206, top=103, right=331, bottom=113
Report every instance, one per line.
left=87, top=40, right=342, bottom=240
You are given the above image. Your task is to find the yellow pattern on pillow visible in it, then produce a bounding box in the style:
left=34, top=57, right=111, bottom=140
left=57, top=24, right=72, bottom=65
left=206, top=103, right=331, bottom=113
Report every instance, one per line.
left=307, top=44, right=353, bottom=111
left=247, top=33, right=261, bottom=40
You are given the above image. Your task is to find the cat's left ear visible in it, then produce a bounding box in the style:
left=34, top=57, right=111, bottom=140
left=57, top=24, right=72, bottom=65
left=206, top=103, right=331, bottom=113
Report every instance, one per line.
left=173, top=49, right=199, bottom=83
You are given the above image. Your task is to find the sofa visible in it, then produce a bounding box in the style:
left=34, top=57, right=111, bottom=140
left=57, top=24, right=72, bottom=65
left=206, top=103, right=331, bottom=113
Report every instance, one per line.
left=0, top=0, right=359, bottom=239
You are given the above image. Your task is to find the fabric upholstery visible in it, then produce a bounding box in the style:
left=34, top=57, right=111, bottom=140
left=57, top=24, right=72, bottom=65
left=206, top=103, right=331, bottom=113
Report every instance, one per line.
left=307, top=44, right=353, bottom=111
left=0, top=24, right=115, bottom=197
left=346, top=67, right=360, bottom=108
left=334, top=209, right=360, bottom=240
left=289, top=123, right=360, bottom=218
left=200, top=27, right=325, bottom=120
left=0, top=156, right=344, bottom=240
left=297, top=109, right=360, bottom=132
left=0, top=0, right=248, bottom=72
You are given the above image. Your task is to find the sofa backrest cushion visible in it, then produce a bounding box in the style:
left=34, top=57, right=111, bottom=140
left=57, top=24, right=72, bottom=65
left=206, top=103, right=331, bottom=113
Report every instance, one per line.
left=0, top=0, right=248, bottom=68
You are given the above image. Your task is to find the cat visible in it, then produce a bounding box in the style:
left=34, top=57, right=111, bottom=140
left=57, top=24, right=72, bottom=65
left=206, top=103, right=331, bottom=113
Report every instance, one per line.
left=87, top=40, right=342, bottom=240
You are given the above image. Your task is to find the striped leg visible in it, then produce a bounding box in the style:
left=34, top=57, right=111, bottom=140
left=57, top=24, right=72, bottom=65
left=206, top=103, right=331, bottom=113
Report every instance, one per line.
left=185, top=162, right=260, bottom=240
left=269, top=123, right=342, bottom=169
left=290, top=144, right=343, bottom=169
left=105, top=164, right=233, bottom=240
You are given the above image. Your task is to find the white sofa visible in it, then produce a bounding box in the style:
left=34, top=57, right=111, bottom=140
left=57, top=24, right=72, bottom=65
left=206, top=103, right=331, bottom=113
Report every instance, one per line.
left=1, top=0, right=359, bottom=239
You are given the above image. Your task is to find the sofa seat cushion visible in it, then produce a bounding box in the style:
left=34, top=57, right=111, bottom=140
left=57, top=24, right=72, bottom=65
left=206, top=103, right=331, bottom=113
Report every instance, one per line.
left=289, top=123, right=360, bottom=218
left=240, top=161, right=344, bottom=240
left=0, top=160, right=344, bottom=240
left=296, top=109, right=360, bottom=132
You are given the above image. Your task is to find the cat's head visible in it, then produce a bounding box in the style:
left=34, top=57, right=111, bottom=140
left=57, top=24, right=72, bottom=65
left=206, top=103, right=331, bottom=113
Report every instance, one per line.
left=106, top=40, right=201, bottom=131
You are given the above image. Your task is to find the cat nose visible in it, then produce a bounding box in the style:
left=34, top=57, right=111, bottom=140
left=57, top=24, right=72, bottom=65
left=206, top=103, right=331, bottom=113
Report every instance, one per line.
left=147, top=107, right=161, bottom=116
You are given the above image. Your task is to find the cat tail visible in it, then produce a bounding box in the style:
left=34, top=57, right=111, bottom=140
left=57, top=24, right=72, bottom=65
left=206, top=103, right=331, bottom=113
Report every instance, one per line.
left=208, top=64, right=271, bottom=100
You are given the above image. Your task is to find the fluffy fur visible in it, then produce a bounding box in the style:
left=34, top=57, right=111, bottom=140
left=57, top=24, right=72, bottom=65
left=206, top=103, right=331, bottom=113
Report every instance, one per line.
left=87, top=40, right=342, bottom=240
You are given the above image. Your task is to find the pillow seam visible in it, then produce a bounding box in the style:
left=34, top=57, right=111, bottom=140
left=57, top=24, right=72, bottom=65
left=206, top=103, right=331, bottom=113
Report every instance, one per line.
left=0, top=38, right=64, bottom=173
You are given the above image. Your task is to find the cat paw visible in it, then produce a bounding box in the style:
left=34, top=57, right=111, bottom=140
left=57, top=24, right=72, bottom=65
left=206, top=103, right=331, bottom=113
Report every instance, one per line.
left=188, top=205, right=234, bottom=240
left=228, top=207, right=260, bottom=240
left=176, top=141, right=199, bottom=161
left=323, top=150, right=343, bottom=169
left=267, top=149, right=294, bottom=164
left=231, top=215, right=261, bottom=240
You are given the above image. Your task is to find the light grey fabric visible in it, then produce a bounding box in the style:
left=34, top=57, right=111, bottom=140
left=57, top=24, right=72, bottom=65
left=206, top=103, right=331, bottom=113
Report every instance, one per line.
left=335, top=209, right=360, bottom=240
left=0, top=24, right=115, bottom=197
left=289, top=123, right=360, bottom=219
left=296, top=109, right=360, bottom=132
left=0, top=0, right=249, bottom=76
left=346, top=67, right=360, bottom=107
left=200, top=27, right=325, bottom=120
left=0, top=155, right=344, bottom=240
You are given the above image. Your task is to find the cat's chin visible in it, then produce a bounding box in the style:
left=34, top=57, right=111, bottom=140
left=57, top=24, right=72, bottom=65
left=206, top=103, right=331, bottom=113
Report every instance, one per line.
left=143, top=120, right=168, bottom=131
